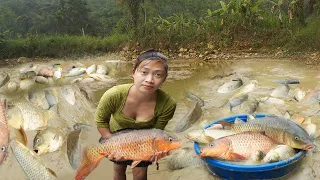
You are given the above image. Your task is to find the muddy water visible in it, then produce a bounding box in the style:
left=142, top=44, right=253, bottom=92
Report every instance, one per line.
left=0, top=57, right=320, bottom=180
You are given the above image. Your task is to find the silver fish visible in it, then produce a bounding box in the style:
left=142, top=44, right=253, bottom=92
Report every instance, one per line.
left=10, top=140, right=57, bottom=180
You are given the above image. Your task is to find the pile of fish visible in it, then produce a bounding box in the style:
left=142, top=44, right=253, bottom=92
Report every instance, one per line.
left=187, top=114, right=315, bottom=164
left=0, top=64, right=104, bottom=179
left=0, top=62, right=117, bottom=94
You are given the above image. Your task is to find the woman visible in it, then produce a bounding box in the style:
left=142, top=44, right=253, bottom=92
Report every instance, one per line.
left=95, top=49, right=177, bottom=180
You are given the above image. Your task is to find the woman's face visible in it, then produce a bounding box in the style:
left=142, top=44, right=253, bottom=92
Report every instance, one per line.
left=132, top=60, right=167, bottom=94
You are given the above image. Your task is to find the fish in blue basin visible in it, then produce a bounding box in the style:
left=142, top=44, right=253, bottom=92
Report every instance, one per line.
left=218, top=115, right=314, bottom=150
left=199, top=132, right=277, bottom=161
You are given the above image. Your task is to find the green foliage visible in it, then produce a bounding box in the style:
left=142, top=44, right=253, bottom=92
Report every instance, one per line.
left=286, top=14, right=320, bottom=50
left=0, top=34, right=129, bottom=59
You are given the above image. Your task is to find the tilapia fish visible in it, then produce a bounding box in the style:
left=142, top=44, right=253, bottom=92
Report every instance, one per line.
left=75, top=129, right=181, bottom=180
left=199, top=132, right=277, bottom=161
left=219, top=115, right=314, bottom=150
left=10, top=140, right=57, bottom=180
left=0, top=97, right=9, bottom=165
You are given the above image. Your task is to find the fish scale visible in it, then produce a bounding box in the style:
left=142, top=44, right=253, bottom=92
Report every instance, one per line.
left=10, top=140, right=57, bottom=180
left=228, top=115, right=313, bottom=150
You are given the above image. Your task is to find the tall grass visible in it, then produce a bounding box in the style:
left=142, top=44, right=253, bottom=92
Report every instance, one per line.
left=0, top=34, right=129, bottom=59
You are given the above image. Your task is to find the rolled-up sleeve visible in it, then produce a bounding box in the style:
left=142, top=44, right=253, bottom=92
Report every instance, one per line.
left=154, top=97, right=176, bottom=130
left=94, top=87, right=118, bottom=128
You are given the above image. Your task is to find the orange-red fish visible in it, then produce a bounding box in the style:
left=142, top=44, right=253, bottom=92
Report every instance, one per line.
left=0, top=97, right=9, bottom=165
left=199, top=132, right=277, bottom=161
left=75, top=129, right=181, bottom=180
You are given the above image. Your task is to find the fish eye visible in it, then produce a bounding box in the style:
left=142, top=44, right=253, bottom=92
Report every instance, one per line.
left=294, top=136, right=300, bottom=141
left=1, top=146, right=5, bottom=152
left=209, top=143, right=214, bottom=147
left=168, top=137, right=173, bottom=142
left=36, top=139, right=41, bottom=143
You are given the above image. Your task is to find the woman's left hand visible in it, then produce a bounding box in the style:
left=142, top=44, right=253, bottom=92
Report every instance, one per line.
left=148, top=151, right=171, bottom=162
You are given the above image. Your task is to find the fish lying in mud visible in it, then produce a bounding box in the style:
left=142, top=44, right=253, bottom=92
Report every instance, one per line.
left=199, top=132, right=277, bottom=161
left=217, top=78, right=243, bottom=93
left=10, top=140, right=57, bottom=180
left=218, top=115, right=314, bottom=150
left=33, top=127, right=65, bottom=155
left=75, top=129, right=181, bottom=180
left=0, top=97, right=9, bottom=165
left=273, top=79, right=300, bottom=85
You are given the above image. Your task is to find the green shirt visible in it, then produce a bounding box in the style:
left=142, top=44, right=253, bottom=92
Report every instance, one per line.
left=95, top=83, right=176, bottom=132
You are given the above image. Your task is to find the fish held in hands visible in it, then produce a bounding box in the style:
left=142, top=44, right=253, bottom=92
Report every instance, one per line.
left=75, top=129, right=181, bottom=180
left=199, top=132, right=277, bottom=161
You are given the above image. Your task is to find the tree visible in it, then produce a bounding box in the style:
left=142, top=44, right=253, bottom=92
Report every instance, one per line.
left=56, top=0, right=91, bottom=35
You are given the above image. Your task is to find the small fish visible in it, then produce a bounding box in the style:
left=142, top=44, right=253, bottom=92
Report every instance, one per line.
left=186, top=91, right=204, bottom=107
left=217, top=78, right=243, bottom=93
left=199, top=132, right=276, bottom=161
left=270, top=85, right=290, bottom=98
left=96, top=64, right=108, bottom=75
left=10, top=140, right=57, bottom=180
left=67, top=128, right=82, bottom=169
left=86, top=64, right=97, bottom=74
left=218, top=115, right=314, bottom=150
left=175, top=101, right=202, bottom=132
left=0, top=72, right=10, bottom=89
left=228, top=93, right=248, bottom=108
left=64, top=68, right=86, bottom=77
left=37, top=67, right=54, bottom=77
left=273, top=79, right=300, bottom=85
left=10, top=99, right=52, bottom=131
left=87, top=73, right=114, bottom=82
left=33, top=127, right=64, bottom=155
left=75, top=129, right=181, bottom=180
left=303, top=89, right=320, bottom=105
left=293, top=88, right=306, bottom=102
left=167, top=147, right=204, bottom=170
left=19, top=71, right=37, bottom=80
left=0, top=97, right=9, bottom=165
left=262, top=145, right=296, bottom=163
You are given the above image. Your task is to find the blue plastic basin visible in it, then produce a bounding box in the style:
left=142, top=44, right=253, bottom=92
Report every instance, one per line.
left=194, top=114, right=307, bottom=180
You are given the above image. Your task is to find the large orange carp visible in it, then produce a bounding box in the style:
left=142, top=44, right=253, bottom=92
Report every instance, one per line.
left=0, top=97, right=9, bottom=165
left=199, top=132, right=277, bottom=161
left=75, top=129, right=181, bottom=180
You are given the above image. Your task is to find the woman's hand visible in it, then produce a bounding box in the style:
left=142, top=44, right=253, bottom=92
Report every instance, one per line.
left=148, top=151, right=171, bottom=162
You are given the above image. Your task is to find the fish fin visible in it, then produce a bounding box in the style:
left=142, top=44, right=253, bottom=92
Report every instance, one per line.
left=227, top=152, right=247, bottom=161
left=75, top=147, right=104, bottom=180
left=204, top=135, right=215, bottom=142
left=47, top=168, right=57, bottom=178
left=283, top=110, right=291, bottom=119
left=19, top=126, right=28, bottom=146
left=131, top=160, right=142, bottom=169
left=99, top=152, right=108, bottom=156
left=247, top=114, right=255, bottom=121
left=217, top=121, right=232, bottom=129
left=234, top=117, right=245, bottom=124
left=207, top=124, right=224, bottom=130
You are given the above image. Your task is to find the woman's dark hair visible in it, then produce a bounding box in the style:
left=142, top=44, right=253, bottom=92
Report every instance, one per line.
left=133, top=49, right=168, bottom=74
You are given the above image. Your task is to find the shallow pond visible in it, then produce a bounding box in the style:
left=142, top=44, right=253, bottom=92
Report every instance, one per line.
left=0, top=56, right=319, bottom=180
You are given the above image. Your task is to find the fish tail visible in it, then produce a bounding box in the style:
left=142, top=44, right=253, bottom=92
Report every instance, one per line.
left=75, top=147, right=104, bottom=180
